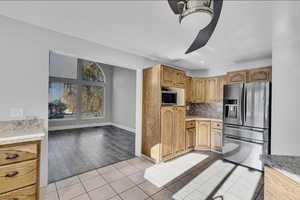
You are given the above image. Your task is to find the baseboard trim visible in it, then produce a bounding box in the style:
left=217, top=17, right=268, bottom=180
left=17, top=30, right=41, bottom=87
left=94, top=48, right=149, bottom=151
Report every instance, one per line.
left=110, top=123, right=136, bottom=133
left=49, top=122, right=112, bottom=131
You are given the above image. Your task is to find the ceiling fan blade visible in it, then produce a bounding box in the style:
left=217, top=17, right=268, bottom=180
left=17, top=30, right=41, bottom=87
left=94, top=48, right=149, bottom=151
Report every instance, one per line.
left=168, top=0, right=184, bottom=14
left=185, top=0, right=223, bottom=54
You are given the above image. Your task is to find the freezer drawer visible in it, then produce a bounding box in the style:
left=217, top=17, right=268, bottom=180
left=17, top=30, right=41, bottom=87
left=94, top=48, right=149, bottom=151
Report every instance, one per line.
left=223, top=135, right=268, bottom=171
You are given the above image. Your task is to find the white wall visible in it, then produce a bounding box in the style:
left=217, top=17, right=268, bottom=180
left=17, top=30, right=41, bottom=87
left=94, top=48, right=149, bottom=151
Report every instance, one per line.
left=271, top=2, right=300, bottom=156
left=112, top=67, right=136, bottom=131
left=0, top=15, right=156, bottom=186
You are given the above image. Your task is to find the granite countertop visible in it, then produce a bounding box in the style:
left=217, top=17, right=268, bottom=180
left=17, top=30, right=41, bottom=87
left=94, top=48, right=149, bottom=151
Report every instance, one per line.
left=186, top=116, right=223, bottom=122
left=0, top=119, right=45, bottom=145
left=261, top=154, right=300, bottom=183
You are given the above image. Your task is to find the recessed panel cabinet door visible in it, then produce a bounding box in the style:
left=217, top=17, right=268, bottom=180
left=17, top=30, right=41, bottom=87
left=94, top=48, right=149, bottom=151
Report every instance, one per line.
left=211, top=128, right=223, bottom=152
left=161, top=107, right=174, bottom=160
left=206, top=78, right=218, bottom=103
left=192, top=78, right=206, bottom=103
left=196, top=121, right=211, bottom=149
left=186, top=128, right=195, bottom=150
left=161, top=67, right=175, bottom=87
left=173, top=107, right=186, bottom=154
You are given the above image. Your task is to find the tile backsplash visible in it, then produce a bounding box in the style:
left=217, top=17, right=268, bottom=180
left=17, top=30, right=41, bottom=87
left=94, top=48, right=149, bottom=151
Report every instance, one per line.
left=187, top=103, right=223, bottom=119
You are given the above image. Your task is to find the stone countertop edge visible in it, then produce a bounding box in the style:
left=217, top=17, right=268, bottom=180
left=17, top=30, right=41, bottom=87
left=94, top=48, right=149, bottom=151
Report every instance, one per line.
left=0, top=132, right=45, bottom=145
left=261, top=154, right=300, bottom=183
left=185, top=116, right=223, bottom=122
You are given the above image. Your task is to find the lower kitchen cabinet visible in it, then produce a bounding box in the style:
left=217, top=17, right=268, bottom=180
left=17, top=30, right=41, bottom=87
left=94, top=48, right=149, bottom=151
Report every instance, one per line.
left=186, top=127, right=196, bottom=151
left=210, top=128, right=223, bottom=152
left=161, top=106, right=186, bottom=161
left=196, top=121, right=211, bottom=150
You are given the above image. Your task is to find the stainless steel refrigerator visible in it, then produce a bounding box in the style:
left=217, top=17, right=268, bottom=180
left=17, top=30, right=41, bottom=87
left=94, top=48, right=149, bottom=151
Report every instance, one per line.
left=222, top=82, right=271, bottom=171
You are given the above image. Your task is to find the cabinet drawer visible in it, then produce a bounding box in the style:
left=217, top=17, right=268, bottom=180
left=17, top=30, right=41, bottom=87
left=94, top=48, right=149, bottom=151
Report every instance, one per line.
left=186, top=120, right=196, bottom=129
left=0, top=160, right=37, bottom=194
left=0, top=143, right=38, bottom=166
left=211, top=121, right=223, bottom=130
left=0, top=185, right=36, bottom=200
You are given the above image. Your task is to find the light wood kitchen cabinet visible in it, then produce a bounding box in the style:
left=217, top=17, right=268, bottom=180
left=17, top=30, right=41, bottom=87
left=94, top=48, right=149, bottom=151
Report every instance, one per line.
left=192, top=78, right=206, bottom=103
left=173, top=107, right=186, bottom=154
left=0, top=141, right=41, bottom=200
left=196, top=121, right=211, bottom=149
left=185, top=120, right=196, bottom=151
left=160, top=107, right=175, bottom=160
left=185, top=76, right=192, bottom=102
left=248, top=66, right=272, bottom=82
left=265, top=166, right=300, bottom=200
left=216, top=75, right=227, bottom=103
left=161, top=66, right=185, bottom=88
left=210, top=128, right=222, bottom=152
left=206, top=78, right=218, bottom=103
left=227, top=70, right=248, bottom=83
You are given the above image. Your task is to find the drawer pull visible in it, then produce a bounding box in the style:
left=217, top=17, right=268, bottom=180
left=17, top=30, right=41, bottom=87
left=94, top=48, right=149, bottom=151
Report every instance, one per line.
left=8, top=198, right=18, bottom=200
left=5, top=171, right=18, bottom=178
left=6, top=154, right=19, bottom=160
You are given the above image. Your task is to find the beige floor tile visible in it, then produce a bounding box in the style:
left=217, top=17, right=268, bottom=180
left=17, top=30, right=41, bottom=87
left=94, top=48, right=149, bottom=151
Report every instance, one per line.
left=79, top=170, right=99, bottom=182
left=119, top=165, right=140, bottom=176
left=97, top=165, right=118, bottom=175
left=151, top=189, right=173, bottom=200
left=119, top=186, right=149, bottom=200
left=72, top=193, right=90, bottom=200
left=58, top=183, right=86, bottom=200
left=112, top=161, right=130, bottom=169
left=46, top=183, right=57, bottom=193
left=108, top=196, right=122, bottom=200
left=82, top=176, right=107, bottom=192
left=128, top=171, right=146, bottom=185
left=56, top=176, right=80, bottom=190
left=102, top=170, right=126, bottom=183
left=128, top=158, right=153, bottom=170
left=88, top=185, right=117, bottom=200
left=138, top=181, right=163, bottom=196
left=110, top=177, right=135, bottom=193
left=45, top=191, right=59, bottom=200
left=166, top=180, right=185, bottom=194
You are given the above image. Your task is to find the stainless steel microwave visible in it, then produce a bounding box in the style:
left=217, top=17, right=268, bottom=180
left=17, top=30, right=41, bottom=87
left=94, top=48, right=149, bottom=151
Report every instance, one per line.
left=162, top=91, right=177, bottom=105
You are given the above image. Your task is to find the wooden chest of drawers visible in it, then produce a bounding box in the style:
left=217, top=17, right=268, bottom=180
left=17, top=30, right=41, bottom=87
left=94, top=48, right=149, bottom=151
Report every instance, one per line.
left=0, top=141, right=40, bottom=200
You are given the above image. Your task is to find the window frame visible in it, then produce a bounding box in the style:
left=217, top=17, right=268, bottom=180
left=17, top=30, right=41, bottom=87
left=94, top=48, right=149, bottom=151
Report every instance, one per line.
left=49, top=59, right=106, bottom=121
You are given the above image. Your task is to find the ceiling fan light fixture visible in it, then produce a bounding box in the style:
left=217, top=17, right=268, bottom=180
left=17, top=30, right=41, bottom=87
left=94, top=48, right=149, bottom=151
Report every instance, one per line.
left=180, top=0, right=214, bottom=30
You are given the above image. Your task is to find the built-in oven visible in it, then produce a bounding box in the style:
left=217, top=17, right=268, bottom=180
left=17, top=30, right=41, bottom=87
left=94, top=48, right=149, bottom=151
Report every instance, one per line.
left=162, top=91, right=177, bottom=105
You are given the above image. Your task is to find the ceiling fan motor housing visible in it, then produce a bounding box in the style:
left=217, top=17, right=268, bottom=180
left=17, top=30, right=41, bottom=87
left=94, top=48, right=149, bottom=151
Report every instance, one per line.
left=179, top=0, right=214, bottom=23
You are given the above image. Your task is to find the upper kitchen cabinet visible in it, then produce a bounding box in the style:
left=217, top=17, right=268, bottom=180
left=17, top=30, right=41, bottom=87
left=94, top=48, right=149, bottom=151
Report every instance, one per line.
left=227, top=70, right=249, bottom=84
left=185, top=76, right=192, bottom=102
left=161, top=65, right=186, bottom=88
left=216, top=75, right=228, bottom=103
left=206, top=78, right=218, bottom=103
left=192, top=78, right=206, bottom=103
left=248, top=66, right=272, bottom=82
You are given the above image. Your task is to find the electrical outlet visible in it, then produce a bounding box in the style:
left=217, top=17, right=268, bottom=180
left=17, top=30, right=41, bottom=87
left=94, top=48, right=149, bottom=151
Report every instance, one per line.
left=10, top=108, right=24, bottom=118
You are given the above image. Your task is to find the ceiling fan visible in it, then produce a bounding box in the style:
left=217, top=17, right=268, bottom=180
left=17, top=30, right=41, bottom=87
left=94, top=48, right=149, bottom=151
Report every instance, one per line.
left=168, top=0, right=223, bottom=54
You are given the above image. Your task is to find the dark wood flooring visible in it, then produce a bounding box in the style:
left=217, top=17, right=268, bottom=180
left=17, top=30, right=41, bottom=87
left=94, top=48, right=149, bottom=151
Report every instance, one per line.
left=48, top=125, right=135, bottom=183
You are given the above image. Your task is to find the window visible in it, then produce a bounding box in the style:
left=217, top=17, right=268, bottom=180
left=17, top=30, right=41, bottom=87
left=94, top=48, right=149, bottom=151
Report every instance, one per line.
left=49, top=52, right=105, bottom=120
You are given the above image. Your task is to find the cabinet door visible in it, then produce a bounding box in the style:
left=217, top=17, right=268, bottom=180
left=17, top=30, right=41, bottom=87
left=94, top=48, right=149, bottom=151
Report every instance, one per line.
left=173, top=107, right=186, bottom=154
left=192, top=78, right=206, bottom=103
left=227, top=70, right=248, bottom=83
left=161, top=107, right=174, bottom=160
left=186, top=128, right=195, bottom=150
left=196, top=121, right=211, bottom=149
left=161, top=67, right=175, bottom=87
left=216, top=76, right=228, bottom=103
left=211, top=128, right=223, bottom=152
left=248, top=67, right=272, bottom=82
left=174, top=71, right=186, bottom=88
left=185, top=76, right=192, bottom=102
left=206, top=78, right=218, bottom=103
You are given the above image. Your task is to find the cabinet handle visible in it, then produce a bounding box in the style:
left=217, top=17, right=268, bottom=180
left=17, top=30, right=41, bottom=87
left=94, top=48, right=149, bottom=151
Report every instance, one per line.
left=6, top=154, right=19, bottom=160
left=8, top=198, right=18, bottom=200
left=5, top=171, right=18, bottom=178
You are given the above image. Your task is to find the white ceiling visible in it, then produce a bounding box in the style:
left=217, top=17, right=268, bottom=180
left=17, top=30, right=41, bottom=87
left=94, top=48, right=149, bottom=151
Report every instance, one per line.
left=0, top=1, right=272, bottom=70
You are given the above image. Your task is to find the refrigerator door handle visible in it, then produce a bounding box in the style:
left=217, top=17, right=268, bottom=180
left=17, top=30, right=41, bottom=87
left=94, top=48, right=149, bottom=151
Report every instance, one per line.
left=244, top=85, right=247, bottom=124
